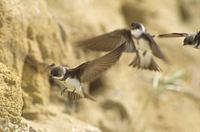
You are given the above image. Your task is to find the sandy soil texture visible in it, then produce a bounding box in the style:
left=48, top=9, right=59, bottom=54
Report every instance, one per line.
left=0, top=0, right=200, bottom=132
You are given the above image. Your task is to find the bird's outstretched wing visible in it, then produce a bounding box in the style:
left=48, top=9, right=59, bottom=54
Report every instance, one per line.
left=144, top=33, right=168, bottom=63
left=72, top=43, right=125, bottom=83
left=76, top=29, right=135, bottom=52
left=195, top=31, right=200, bottom=42
left=194, top=31, right=200, bottom=48
left=158, top=33, right=188, bottom=38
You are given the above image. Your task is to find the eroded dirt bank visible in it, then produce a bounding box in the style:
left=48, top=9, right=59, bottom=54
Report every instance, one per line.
left=0, top=0, right=200, bottom=131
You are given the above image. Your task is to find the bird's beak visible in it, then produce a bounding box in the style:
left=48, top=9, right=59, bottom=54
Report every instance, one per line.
left=130, top=26, right=134, bottom=30
left=48, top=63, right=56, bottom=68
left=49, top=75, right=53, bottom=79
left=43, top=63, right=56, bottom=73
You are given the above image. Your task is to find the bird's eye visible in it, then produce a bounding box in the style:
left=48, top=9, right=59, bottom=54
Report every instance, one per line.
left=52, top=72, right=60, bottom=77
left=50, top=68, right=63, bottom=77
left=136, top=26, right=140, bottom=29
left=131, top=23, right=138, bottom=28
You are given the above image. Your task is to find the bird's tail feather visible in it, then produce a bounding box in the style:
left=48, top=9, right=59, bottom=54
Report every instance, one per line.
left=129, top=55, right=161, bottom=71
left=129, top=55, right=140, bottom=68
left=148, top=59, right=161, bottom=71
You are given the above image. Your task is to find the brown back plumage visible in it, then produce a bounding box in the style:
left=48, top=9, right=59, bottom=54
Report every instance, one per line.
left=158, top=33, right=188, bottom=38
left=76, top=29, right=135, bottom=52
left=144, top=33, right=168, bottom=63
left=71, top=43, right=126, bottom=83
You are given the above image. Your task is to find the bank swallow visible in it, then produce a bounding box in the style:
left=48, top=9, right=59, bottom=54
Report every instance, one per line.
left=77, top=22, right=167, bottom=71
left=158, top=31, right=200, bottom=48
left=49, top=44, right=125, bottom=101
left=49, top=78, right=87, bottom=101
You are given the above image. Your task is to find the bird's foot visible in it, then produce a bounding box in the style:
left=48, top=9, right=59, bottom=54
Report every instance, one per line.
left=61, top=87, right=68, bottom=96
left=71, top=88, right=76, bottom=94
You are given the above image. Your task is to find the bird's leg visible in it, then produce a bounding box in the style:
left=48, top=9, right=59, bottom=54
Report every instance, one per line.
left=61, top=87, right=68, bottom=96
left=64, top=87, right=76, bottom=97
left=67, top=88, right=79, bottom=113
left=71, top=88, right=76, bottom=94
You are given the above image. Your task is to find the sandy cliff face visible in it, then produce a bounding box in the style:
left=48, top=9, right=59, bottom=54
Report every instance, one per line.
left=0, top=0, right=200, bottom=131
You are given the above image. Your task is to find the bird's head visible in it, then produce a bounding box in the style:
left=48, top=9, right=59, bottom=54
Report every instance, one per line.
left=50, top=65, right=66, bottom=80
left=183, top=35, right=195, bottom=46
left=130, top=22, right=146, bottom=38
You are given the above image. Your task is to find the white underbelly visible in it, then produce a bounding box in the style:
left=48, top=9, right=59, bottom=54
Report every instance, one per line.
left=138, top=39, right=152, bottom=66
left=138, top=50, right=153, bottom=67
left=65, top=77, right=82, bottom=92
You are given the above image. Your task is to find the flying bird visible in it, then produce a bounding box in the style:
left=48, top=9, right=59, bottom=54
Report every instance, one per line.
left=49, top=44, right=125, bottom=101
left=158, top=31, right=200, bottom=48
left=77, top=22, right=167, bottom=71
left=49, top=78, right=88, bottom=101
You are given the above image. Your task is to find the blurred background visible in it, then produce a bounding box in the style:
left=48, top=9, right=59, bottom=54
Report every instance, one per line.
left=0, top=0, right=200, bottom=131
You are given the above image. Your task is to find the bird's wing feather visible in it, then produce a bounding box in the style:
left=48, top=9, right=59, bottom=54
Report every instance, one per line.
left=144, top=33, right=168, bottom=62
left=158, top=33, right=188, bottom=38
left=76, top=29, right=135, bottom=52
left=195, top=31, right=200, bottom=42
left=72, top=43, right=125, bottom=83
